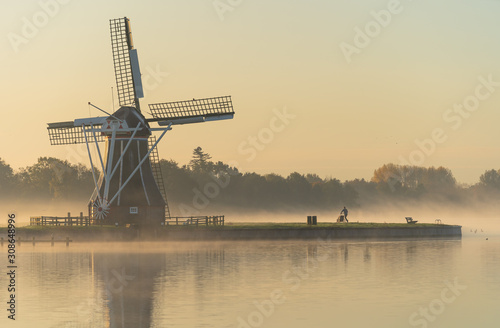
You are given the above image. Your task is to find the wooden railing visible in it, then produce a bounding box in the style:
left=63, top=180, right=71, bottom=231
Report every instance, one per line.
left=29, top=213, right=225, bottom=227
left=1, top=236, right=72, bottom=247
left=164, top=216, right=225, bottom=227
left=30, top=212, right=90, bottom=226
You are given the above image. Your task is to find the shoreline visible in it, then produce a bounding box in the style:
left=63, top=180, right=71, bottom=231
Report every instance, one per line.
left=0, top=223, right=462, bottom=242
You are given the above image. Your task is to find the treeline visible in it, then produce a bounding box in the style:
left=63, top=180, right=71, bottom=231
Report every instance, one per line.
left=2, top=148, right=500, bottom=214
left=161, top=150, right=500, bottom=215
left=0, top=157, right=95, bottom=200
left=161, top=148, right=358, bottom=215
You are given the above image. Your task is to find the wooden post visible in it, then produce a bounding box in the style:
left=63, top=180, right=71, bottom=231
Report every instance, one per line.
left=176, top=217, right=178, bottom=225
left=88, top=202, right=91, bottom=226
left=80, top=212, right=83, bottom=226
left=66, top=237, right=70, bottom=247
left=32, top=236, right=35, bottom=246
left=68, top=212, right=71, bottom=226
left=206, top=217, right=209, bottom=226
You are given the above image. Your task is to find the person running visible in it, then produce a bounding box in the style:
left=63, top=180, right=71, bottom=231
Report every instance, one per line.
left=340, top=207, right=348, bottom=222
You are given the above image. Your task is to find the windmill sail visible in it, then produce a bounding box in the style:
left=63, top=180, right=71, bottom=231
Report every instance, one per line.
left=47, top=119, right=105, bottom=145
left=110, top=17, right=143, bottom=110
left=147, top=96, right=234, bottom=125
left=129, top=49, right=144, bottom=98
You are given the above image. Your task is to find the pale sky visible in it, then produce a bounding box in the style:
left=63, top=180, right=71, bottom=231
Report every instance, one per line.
left=1, top=0, right=500, bottom=184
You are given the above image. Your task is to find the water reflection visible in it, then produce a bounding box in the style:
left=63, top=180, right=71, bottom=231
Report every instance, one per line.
left=90, top=239, right=464, bottom=327
left=363, top=245, right=371, bottom=263
left=94, top=252, right=164, bottom=328
left=6, top=238, right=484, bottom=328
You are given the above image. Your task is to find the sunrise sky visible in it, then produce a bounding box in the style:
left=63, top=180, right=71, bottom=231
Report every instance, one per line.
left=1, top=0, right=500, bottom=184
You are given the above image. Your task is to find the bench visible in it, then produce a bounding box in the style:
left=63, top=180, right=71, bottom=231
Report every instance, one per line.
left=405, top=217, right=417, bottom=224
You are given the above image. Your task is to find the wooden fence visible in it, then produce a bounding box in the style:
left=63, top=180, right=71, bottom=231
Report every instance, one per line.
left=1, top=236, right=72, bottom=247
left=30, top=212, right=90, bottom=226
left=29, top=213, right=224, bottom=227
left=164, top=216, right=225, bottom=226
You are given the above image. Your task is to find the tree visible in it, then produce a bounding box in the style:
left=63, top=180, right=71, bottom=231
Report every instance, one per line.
left=189, top=147, right=213, bottom=172
left=287, top=172, right=312, bottom=204
left=479, top=169, right=500, bottom=189
left=319, top=178, right=344, bottom=206
left=264, top=173, right=290, bottom=205
left=371, top=164, right=457, bottom=194
left=372, top=163, right=405, bottom=189
left=0, top=158, right=15, bottom=195
left=239, top=173, right=268, bottom=207
left=17, top=157, right=96, bottom=200
left=159, top=159, right=198, bottom=203
left=420, top=166, right=456, bottom=191
left=305, top=173, right=323, bottom=184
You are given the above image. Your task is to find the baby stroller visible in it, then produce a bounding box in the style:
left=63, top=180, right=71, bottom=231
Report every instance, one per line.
left=337, top=215, right=348, bottom=223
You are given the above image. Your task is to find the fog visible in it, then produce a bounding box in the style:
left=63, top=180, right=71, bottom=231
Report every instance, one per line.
left=1, top=198, right=499, bottom=237
left=216, top=201, right=500, bottom=236
left=0, top=199, right=87, bottom=227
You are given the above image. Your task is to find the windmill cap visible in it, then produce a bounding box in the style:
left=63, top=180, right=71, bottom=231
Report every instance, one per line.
left=102, top=106, right=151, bottom=137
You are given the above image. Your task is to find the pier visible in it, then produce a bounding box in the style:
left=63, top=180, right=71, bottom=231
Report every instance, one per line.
left=1, top=236, right=73, bottom=247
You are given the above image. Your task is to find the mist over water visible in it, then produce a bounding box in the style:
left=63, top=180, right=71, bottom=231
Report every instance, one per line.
left=0, top=236, right=498, bottom=327
left=219, top=203, right=500, bottom=236
left=2, top=196, right=498, bottom=327
left=0, top=200, right=86, bottom=226
left=3, top=199, right=500, bottom=238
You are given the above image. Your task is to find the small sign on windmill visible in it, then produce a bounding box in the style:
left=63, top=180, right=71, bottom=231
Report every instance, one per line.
left=46, top=17, right=235, bottom=226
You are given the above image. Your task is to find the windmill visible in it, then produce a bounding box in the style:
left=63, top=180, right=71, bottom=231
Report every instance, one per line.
left=46, top=17, right=234, bottom=226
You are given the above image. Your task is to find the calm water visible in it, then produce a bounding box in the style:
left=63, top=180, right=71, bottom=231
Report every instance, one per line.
left=0, top=235, right=499, bottom=328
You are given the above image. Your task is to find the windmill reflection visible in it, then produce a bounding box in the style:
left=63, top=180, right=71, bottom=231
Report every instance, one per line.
left=93, top=252, right=164, bottom=328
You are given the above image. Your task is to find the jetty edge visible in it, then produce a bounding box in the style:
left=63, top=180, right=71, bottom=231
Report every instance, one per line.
left=0, top=223, right=462, bottom=242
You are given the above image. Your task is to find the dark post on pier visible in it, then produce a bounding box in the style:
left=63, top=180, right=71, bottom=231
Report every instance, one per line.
left=307, top=216, right=317, bottom=225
